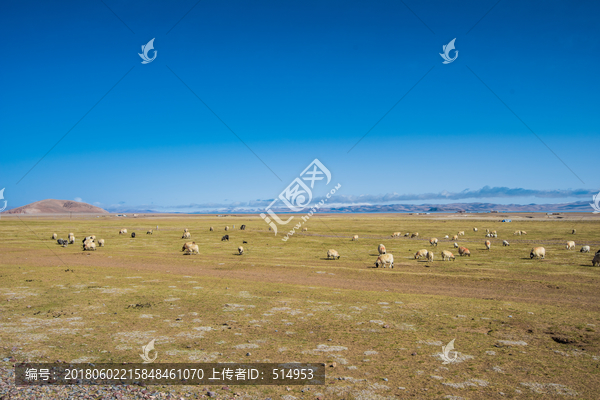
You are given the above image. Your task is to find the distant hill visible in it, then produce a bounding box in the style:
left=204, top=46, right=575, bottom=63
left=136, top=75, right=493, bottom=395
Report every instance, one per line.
left=324, top=201, right=593, bottom=213
left=4, top=199, right=108, bottom=214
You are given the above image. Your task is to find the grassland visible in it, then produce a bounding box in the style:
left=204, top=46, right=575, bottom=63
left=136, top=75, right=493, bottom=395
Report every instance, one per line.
left=0, top=213, right=599, bottom=399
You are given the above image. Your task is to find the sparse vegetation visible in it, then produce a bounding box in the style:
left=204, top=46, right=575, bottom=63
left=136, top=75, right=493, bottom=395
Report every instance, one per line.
left=0, top=213, right=599, bottom=398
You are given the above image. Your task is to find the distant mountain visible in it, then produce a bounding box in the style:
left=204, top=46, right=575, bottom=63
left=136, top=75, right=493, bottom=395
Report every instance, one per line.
left=4, top=199, right=108, bottom=214
left=102, top=200, right=594, bottom=214
left=323, top=201, right=592, bottom=213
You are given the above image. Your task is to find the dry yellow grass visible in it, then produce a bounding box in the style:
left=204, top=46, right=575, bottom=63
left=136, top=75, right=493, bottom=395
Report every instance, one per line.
left=0, top=212, right=599, bottom=398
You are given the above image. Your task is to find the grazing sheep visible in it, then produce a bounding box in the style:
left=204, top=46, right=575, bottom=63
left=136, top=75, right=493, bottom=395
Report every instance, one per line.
left=503, top=240, right=510, bottom=246
left=411, top=232, right=419, bottom=238
left=378, top=244, right=386, bottom=255
left=182, top=232, right=191, bottom=239
left=221, top=235, right=229, bottom=241
left=414, top=249, right=429, bottom=259
left=486, top=233, right=492, bottom=238
left=485, top=240, right=491, bottom=250
left=427, top=251, right=434, bottom=262
left=184, top=228, right=189, bottom=233
left=580, top=246, right=590, bottom=253
left=57, top=239, right=67, bottom=246
left=52, top=233, right=57, bottom=240
left=572, top=229, right=576, bottom=234
left=429, top=238, right=438, bottom=246
left=458, top=231, right=465, bottom=236
left=375, top=254, right=394, bottom=268
left=473, top=228, right=478, bottom=232
left=238, top=246, right=244, bottom=255
left=392, top=232, right=402, bottom=238
left=566, top=241, right=575, bottom=250
left=491, top=230, right=497, bottom=235
left=593, top=253, right=600, bottom=267
left=458, top=246, right=471, bottom=257
left=82, top=236, right=94, bottom=243
left=225, top=226, right=229, bottom=231
left=131, top=232, right=136, bottom=238
left=444, top=235, right=449, bottom=239
left=68, top=234, right=75, bottom=244
left=441, top=250, right=455, bottom=261
left=241, top=225, right=246, bottom=230
left=302, top=227, right=308, bottom=232
left=404, top=232, right=410, bottom=237
left=453, top=242, right=459, bottom=248
left=493, top=233, right=498, bottom=238
left=514, top=230, right=521, bottom=235
left=183, top=244, right=199, bottom=255
left=83, top=240, right=96, bottom=251
left=327, top=249, right=340, bottom=259
left=530, top=247, right=546, bottom=259
left=352, top=235, right=359, bottom=241
left=210, top=226, right=214, bottom=231
left=119, top=229, right=127, bottom=234
left=182, top=241, right=196, bottom=252
left=521, top=231, right=527, bottom=235
left=98, top=239, right=105, bottom=247
left=452, top=235, right=458, bottom=241
left=147, top=230, right=153, bottom=235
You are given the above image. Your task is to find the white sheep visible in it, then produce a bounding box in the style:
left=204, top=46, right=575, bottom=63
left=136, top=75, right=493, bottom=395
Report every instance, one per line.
left=414, top=249, right=429, bottom=259
left=530, top=247, right=546, bottom=259
left=327, top=249, right=340, bottom=260
left=375, top=254, right=394, bottom=268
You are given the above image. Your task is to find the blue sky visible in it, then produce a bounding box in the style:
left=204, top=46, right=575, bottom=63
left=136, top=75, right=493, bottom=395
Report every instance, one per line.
left=1, top=0, right=598, bottom=211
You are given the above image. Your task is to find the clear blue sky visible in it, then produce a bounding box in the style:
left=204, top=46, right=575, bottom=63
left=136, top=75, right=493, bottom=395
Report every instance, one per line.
left=1, top=0, right=598, bottom=210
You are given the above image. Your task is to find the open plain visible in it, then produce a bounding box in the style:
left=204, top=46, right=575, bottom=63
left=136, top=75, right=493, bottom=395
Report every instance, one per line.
left=1, top=213, right=599, bottom=399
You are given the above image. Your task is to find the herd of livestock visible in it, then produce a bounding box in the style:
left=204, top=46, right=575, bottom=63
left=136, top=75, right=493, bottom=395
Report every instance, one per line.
left=335, top=227, right=600, bottom=268
left=51, top=225, right=249, bottom=256
left=50, top=224, right=600, bottom=267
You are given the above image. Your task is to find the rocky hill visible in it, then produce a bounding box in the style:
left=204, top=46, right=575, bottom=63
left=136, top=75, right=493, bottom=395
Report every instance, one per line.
left=4, top=199, right=108, bottom=214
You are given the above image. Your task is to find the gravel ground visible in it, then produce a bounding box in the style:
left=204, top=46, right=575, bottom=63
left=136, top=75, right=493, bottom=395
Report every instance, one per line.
left=0, top=367, right=253, bottom=399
